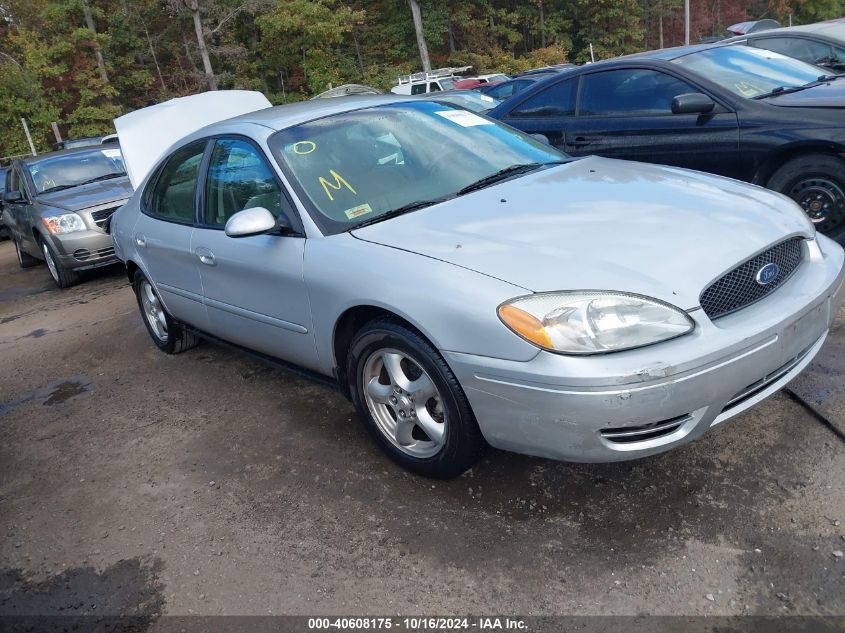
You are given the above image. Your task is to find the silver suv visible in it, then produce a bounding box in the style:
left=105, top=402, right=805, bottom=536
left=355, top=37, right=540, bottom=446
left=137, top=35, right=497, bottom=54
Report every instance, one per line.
left=3, top=147, right=132, bottom=287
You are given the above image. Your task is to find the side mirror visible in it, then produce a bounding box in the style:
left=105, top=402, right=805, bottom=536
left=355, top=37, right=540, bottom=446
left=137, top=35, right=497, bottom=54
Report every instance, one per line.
left=672, top=93, right=715, bottom=115
left=224, top=207, right=278, bottom=238
left=3, top=190, right=23, bottom=204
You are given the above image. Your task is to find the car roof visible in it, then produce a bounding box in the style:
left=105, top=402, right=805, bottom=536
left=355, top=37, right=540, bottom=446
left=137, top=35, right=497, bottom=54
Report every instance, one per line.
left=724, top=18, right=845, bottom=40
left=622, top=42, right=729, bottom=61
left=196, top=94, right=417, bottom=136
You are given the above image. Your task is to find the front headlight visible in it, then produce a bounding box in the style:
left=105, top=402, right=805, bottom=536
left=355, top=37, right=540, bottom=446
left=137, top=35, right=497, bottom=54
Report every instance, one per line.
left=41, top=213, right=86, bottom=234
left=498, top=291, right=694, bottom=355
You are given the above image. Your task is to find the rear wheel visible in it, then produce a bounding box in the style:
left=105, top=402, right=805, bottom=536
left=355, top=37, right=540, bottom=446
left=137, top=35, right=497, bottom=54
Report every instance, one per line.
left=767, top=154, right=845, bottom=241
left=347, top=319, right=484, bottom=478
left=133, top=269, right=199, bottom=354
left=41, top=240, right=79, bottom=288
left=14, top=237, right=39, bottom=269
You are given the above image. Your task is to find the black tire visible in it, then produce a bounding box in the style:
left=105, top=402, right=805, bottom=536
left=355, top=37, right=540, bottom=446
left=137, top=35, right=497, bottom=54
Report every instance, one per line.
left=767, top=154, right=845, bottom=241
left=14, top=237, right=39, bottom=269
left=347, top=318, right=484, bottom=479
left=132, top=269, right=200, bottom=354
left=40, top=239, right=80, bottom=288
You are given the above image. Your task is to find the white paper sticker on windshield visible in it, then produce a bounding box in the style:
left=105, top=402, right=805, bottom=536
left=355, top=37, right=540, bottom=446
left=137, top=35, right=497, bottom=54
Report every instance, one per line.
left=101, top=148, right=122, bottom=159
left=435, top=110, right=493, bottom=127
left=344, top=203, right=372, bottom=220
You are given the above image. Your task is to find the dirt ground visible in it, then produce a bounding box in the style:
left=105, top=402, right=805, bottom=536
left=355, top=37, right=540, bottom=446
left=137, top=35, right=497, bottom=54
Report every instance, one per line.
left=1, top=239, right=844, bottom=620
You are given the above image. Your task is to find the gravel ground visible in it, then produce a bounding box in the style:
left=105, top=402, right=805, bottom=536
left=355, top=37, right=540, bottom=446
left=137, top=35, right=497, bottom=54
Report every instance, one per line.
left=0, top=239, right=843, bottom=620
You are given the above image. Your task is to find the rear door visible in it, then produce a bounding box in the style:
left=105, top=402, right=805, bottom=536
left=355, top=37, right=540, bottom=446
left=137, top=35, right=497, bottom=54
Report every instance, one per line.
left=133, top=140, right=210, bottom=331
left=564, top=67, right=741, bottom=177
left=191, top=137, right=318, bottom=370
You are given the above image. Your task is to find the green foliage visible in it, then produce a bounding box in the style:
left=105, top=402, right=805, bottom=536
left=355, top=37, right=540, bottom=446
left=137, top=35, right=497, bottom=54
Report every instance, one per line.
left=0, top=0, right=835, bottom=160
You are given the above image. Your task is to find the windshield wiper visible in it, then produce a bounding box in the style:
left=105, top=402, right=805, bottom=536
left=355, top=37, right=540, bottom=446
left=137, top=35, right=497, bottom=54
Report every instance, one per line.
left=76, top=173, right=126, bottom=186
left=352, top=197, right=451, bottom=229
left=39, top=184, right=76, bottom=194
left=752, top=75, right=841, bottom=100
left=456, top=161, right=568, bottom=196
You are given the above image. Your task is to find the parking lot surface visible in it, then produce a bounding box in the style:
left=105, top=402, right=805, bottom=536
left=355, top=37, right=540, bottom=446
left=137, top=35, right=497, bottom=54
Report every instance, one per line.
left=1, top=239, right=843, bottom=618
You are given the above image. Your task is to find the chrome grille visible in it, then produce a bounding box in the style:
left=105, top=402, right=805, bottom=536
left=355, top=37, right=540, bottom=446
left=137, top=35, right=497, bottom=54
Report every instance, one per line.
left=700, top=238, right=804, bottom=320
left=600, top=414, right=691, bottom=444
left=90, top=206, right=120, bottom=227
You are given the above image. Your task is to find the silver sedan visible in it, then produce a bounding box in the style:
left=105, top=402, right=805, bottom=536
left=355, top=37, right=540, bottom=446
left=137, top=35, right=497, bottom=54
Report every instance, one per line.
left=111, top=95, right=845, bottom=478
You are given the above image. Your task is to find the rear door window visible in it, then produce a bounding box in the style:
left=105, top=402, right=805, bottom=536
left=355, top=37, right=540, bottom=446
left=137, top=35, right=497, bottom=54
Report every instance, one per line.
left=509, top=79, right=577, bottom=117
left=144, top=141, right=206, bottom=224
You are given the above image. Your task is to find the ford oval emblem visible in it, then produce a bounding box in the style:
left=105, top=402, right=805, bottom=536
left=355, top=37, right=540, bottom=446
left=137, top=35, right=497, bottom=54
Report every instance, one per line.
left=756, top=262, right=779, bottom=285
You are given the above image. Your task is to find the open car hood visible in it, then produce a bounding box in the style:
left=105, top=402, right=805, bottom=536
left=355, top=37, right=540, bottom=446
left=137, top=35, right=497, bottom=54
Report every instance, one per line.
left=113, top=90, right=272, bottom=188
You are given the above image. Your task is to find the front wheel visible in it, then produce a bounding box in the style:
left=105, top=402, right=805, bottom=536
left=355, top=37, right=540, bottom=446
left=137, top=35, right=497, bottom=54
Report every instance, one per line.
left=133, top=270, right=199, bottom=354
left=767, top=154, right=845, bottom=241
left=41, top=240, right=79, bottom=288
left=347, top=319, right=484, bottom=479
left=14, top=237, right=39, bottom=269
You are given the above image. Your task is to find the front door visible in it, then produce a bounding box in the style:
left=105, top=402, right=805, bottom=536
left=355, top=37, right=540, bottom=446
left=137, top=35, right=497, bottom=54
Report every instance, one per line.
left=565, top=68, right=741, bottom=178
left=133, top=140, right=210, bottom=331
left=192, top=138, right=318, bottom=371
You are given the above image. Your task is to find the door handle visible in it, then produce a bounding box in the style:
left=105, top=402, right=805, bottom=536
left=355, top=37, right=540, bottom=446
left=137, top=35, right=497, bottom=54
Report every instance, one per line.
left=195, top=247, right=215, bottom=266
left=135, top=234, right=146, bottom=247
left=569, top=137, right=592, bottom=147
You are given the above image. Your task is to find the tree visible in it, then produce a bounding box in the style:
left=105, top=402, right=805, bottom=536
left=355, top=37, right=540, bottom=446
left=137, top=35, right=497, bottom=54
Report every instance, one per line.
left=407, top=0, right=431, bottom=71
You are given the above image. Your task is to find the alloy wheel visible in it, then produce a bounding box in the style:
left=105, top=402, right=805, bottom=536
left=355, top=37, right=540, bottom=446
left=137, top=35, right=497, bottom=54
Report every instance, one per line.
left=140, top=280, right=168, bottom=343
left=42, top=243, right=59, bottom=284
left=361, top=348, right=446, bottom=458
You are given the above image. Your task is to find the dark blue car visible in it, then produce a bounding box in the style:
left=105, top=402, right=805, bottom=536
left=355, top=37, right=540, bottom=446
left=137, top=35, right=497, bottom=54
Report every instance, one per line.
left=489, top=43, right=845, bottom=242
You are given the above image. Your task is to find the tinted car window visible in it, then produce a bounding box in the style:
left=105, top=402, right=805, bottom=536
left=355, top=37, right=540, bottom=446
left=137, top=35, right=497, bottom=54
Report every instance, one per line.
left=0, top=169, right=6, bottom=195
left=752, top=37, right=833, bottom=65
left=204, top=139, right=283, bottom=227
left=486, top=81, right=519, bottom=100
left=411, top=83, right=426, bottom=95
left=510, top=79, right=577, bottom=117
left=579, top=69, right=697, bottom=116
left=146, top=142, right=205, bottom=224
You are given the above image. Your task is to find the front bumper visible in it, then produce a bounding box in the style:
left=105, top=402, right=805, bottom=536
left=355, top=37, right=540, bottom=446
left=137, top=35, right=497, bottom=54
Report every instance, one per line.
left=47, top=231, right=118, bottom=271
left=444, top=236, right=845, bottom=463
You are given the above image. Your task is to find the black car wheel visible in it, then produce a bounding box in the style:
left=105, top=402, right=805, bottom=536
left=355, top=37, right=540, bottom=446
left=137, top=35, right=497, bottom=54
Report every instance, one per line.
left=768, top=154, right=845, bottom=240
left=14, top=237, right=39, bottom=269
left=347, top=318, right=485, bottom=479
left=132, top=269, right=200, bottom=354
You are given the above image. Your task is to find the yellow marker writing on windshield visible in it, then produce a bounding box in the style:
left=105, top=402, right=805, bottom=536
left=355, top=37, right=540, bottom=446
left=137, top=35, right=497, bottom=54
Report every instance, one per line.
left=319, top=170, right=356, bottom=201
left=293, top=141, right=316, bottom=155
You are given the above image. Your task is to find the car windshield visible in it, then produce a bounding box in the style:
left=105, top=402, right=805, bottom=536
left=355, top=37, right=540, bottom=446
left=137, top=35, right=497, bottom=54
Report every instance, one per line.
left=28, top=148, right=126, bottom=194
left=431, top=92, right=501, bottom=112
left=439, top=78, right=456, bottom=90
left=672, top=45, right=826, bottom=98
left=270, top=101, right=566, bottom=234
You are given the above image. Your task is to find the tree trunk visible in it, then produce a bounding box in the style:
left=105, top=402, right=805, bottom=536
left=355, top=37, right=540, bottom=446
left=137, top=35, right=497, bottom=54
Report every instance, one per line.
left=538, top=0, right=545, bottom=48
left=448, top=18, right=456, bottom=54
left=189, top=0, right=217, bottom=90
left=142, top=19, right=167, bottom=93
left=351, top=24, right=365, bottom=78
left=82, top=2, right=109, bottom=84
left=659, top=6, right=664, bottom=49
left=407, top=0, right=431, bottom=72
